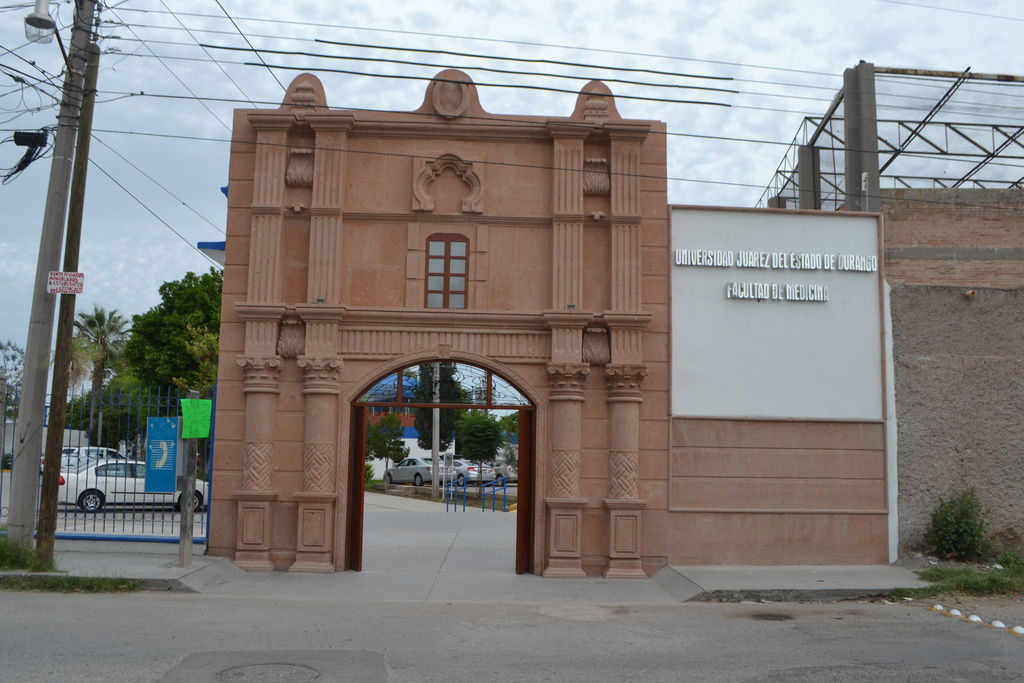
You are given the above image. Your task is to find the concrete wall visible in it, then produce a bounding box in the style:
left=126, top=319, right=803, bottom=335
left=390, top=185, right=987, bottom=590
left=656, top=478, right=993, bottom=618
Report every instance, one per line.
left=891, top=284, right=1024, bottom=552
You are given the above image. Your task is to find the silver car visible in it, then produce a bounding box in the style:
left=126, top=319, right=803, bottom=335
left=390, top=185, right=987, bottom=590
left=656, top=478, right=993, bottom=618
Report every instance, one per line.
left=452, top=459, right=496, bottom=485
left=383, top=457, right=453, bottom=486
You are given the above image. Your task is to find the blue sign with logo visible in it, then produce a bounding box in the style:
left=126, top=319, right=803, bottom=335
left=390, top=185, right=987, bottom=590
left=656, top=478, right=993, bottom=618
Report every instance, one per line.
left=145, top=417, right=180, bottom=493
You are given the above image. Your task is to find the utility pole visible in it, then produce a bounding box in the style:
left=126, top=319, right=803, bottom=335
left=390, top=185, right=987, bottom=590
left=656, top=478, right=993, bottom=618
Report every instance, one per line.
left=36, top=40, right=101, bottom=566
left=431, top=362, right=440, bottom=499
left=8, top=0, right=99, bottom=549
left=179, top=390, right=200, bottom=568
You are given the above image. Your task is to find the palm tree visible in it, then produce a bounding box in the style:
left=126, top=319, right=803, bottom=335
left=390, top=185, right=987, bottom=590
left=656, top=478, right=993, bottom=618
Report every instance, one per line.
left=74, top=305, right=129, bottom=446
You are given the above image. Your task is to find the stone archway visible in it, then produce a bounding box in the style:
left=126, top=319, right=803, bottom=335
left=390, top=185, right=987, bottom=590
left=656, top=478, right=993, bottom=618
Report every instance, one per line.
left=344, top=361, right=536, bottom=573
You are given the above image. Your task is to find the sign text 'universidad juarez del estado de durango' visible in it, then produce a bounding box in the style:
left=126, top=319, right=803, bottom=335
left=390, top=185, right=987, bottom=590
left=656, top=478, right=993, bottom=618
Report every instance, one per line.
left=672, top=248, right=878, bottom=302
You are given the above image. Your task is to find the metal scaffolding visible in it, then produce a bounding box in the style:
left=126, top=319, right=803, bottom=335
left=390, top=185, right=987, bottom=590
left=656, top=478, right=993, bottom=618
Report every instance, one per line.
left=758, top=64, right=1024, bottom=211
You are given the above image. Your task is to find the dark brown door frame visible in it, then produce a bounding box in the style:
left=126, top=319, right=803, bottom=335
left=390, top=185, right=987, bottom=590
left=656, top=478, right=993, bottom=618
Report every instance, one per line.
left=346, top=405, right=366, bottom=571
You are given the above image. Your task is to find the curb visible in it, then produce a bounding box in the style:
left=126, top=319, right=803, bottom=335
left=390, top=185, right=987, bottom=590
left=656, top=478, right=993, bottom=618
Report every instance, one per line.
left=691, top=588, right=897, bottom=603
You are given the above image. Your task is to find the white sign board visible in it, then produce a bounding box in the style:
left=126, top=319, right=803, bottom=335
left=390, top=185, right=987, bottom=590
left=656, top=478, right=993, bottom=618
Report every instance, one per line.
left=46, top=271, right=84, bottom=294
left=671, top=208, right=884, bottom=420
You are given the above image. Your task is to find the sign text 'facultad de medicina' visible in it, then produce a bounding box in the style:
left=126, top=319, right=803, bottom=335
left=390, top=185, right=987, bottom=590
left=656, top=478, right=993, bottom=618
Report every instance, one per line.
left=672, top=248, right=878, bottom=302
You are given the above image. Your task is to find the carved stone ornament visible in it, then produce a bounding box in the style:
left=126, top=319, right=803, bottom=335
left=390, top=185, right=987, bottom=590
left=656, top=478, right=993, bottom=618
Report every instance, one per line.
left=550, top=448, right=581, bottom=498
left=236, top=356, right=282, bottom=390
left=581, top=327, right=611, bottom=366
left=277, top=319, right=306, bottom=358
left=285, top=149, right=314, bottom=188
left=242, top=441, right=274, bottom=491
left=584, top=93, right=611, bottom=122
left=303, top=442, right=335, bottom=492
left=608, top=449, right=639, bottom=499
left=431, top=74, right=471, bottom=118
left=412, top=154, right=483, bottom=214
left=546, top=362, right=590, bottom=392
left=583, top=159, right=610, bottom=196
left=296, top=356, right=342, bottom=385
left=605, top=364, right=649, bottom=394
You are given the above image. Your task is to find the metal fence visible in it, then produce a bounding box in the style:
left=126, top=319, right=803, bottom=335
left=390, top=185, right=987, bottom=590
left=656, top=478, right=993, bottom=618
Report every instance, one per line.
left=1, top=383, right=215, bottom=542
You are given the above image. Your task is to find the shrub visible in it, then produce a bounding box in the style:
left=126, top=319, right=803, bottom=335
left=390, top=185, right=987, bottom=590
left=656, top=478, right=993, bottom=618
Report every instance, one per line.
left=364, top=462, right=374, bottom=488
left=994, top=548, right=1024, bottom=570
left=925, top=485, right=991, bottom=560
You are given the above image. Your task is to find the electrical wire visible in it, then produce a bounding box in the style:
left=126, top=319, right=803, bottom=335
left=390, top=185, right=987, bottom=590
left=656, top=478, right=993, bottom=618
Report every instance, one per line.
left=211, top=0, right=286, bottom=93
left=157, top=0, right=257, bottom=107
left=92, top=134, right=225, bottom=234
left=104, top=6, right=232, bottom=132
left=89, top=156, right=223, bottom=269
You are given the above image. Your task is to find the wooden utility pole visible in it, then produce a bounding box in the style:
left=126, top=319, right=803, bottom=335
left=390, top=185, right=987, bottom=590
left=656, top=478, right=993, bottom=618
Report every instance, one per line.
left=8, top=0, right=98, bottom=549
left=36, top=41, right=101, bottom=566
left=179, top=390, right=200, bottom=567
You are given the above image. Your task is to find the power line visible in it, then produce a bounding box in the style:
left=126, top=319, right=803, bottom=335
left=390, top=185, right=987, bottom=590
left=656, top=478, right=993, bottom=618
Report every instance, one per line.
left=111, top=6, right=842, bottom=79
left=90, top=157, right=222, bottom=269
left=92, top=134, right=224, bottom=234
left=211, top=0, right=286, bottom=93
left=104, top=6, right=232, bottom=132
left=55, top=125, right=1024, bottom=213
left=157, top=0, right=257, bottom=107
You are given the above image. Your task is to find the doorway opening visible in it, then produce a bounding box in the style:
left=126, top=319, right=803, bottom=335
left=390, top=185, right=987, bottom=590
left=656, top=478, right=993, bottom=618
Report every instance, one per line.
left=347, top=361, right=535, bottom=573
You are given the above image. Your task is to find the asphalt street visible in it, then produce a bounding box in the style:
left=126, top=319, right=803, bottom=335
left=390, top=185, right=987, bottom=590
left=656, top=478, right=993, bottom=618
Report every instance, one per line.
left=1, top=591, right=1022, bottom=682
left=3, top=489, right=1023, bottom=681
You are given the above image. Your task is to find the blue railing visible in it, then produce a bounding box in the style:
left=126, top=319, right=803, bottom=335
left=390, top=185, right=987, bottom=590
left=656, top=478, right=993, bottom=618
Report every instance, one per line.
left=482, top=476, right=507, bottom=511
left=444, top=478, right=466, bottom=511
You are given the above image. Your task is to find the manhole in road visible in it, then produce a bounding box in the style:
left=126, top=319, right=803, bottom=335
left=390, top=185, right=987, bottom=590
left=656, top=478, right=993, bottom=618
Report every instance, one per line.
left=217, top=663, right=320, bottom=682
left=748, top=612, right=795, bottom=621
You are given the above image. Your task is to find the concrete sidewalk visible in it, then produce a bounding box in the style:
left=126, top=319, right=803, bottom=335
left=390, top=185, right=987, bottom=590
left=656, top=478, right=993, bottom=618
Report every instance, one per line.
left=16, top=491, right=929, bottom=603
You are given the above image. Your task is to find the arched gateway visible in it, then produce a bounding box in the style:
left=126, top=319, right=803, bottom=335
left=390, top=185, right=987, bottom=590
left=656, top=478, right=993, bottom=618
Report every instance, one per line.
left=347, top=361, right=535, bottom=573
left=208, top=69, right=668, bottom=576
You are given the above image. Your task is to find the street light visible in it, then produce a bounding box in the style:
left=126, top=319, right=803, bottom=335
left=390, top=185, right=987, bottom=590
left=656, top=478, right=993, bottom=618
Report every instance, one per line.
left=24, top=0, right=55, bottom=43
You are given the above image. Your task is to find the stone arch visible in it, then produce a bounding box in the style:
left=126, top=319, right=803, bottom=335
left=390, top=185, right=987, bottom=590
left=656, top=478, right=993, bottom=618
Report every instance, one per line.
left=336, top=350, right=545, bottom=574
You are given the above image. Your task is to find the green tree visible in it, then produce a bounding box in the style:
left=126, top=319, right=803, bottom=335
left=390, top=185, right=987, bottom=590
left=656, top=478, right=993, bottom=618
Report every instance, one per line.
left=124, top=268, right=222, bottom=389
left=74, top=305, right=129, bottom=445
left=366, top=412, right=409, bottom=470
left=1, top=339, right=24, bottom=418
left=455, top=410, right=505, bottom=491
left=412, top=362, right=464, bottom=452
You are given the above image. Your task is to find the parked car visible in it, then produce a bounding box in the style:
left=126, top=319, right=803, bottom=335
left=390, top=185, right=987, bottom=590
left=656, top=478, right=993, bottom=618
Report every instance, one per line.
left=41, top=446, right=126, bottom=473
left=490, top=462, right=518, bottom=482
left=452, top=459, right=496, bottom=485
left=59, top=458, right=207, bottom=513
left=383, top=457, right=454, bottom=486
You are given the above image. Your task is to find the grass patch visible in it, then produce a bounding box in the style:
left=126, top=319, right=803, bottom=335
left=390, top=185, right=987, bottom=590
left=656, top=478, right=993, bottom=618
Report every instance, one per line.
left=0, top=536, right=54, bottom=572
left=0, top=575, right=139, bottom=593
left=891, top=562, right=1024, bottom=599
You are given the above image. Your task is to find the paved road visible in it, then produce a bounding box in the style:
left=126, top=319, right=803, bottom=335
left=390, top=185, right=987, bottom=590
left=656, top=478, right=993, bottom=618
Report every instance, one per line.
left=1, top=591, right=1022, bottom=682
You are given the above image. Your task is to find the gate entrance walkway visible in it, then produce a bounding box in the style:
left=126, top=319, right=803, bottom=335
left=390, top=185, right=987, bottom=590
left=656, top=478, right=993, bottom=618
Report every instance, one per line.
left=41, top=492, right=929, bottom=601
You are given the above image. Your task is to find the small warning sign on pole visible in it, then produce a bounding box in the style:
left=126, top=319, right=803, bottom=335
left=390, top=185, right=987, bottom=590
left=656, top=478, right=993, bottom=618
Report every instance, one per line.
left=46, top=271, right=84, bottom=294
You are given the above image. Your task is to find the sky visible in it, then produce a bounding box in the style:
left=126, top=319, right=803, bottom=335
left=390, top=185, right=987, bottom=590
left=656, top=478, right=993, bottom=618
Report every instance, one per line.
left=2, top=0, right=1023, bottom=356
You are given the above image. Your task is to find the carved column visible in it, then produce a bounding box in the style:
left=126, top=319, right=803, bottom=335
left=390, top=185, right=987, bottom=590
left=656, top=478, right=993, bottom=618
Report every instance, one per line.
left=291, top=354, right=342, bottom=572
left=604, top=364, right=648, bottom=578
left=305, top=114, right=354, bottom=305
left=544, top=362, right=589, bottom=577
left=233, top=355, right=282, bottom=570
left=547, top=124, right=588, bottom=310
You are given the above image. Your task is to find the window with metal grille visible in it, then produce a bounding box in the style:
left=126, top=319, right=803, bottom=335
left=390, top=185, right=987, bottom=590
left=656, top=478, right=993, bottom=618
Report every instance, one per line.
left=425, top=234, right=468, bottom=309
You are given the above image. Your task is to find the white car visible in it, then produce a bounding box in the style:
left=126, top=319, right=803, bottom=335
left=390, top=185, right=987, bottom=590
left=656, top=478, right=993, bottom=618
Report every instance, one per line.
left=59, top=459, right=208, bottom=513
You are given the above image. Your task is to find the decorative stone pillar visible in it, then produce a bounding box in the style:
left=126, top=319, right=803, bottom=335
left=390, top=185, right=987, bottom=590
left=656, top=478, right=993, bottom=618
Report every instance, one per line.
left=604, top=364, right=648, bottom=577
left=233, top=355, right=282, bottom=570
left=304, top=114, right=354, bottom=306
left=544, top=362, right=590, bottom=577
left=291, top=354, right=342, bottom=572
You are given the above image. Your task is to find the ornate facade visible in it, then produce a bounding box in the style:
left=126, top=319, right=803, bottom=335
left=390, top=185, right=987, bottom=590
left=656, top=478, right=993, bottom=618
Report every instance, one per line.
left=210, top=71, right=671, bottom=575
